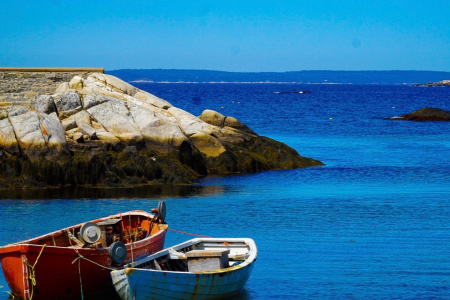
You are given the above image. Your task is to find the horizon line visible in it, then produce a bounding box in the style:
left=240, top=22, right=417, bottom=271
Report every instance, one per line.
left=108, top=69, right=450, bottom=73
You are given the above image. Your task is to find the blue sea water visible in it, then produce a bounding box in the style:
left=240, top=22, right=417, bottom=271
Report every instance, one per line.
left=1, top=84, right=450, bottom=299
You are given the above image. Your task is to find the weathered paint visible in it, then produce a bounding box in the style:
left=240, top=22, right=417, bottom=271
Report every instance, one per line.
left=111, top=238, right=257, bottom=300
left=0, top=211, right=167, bottom=300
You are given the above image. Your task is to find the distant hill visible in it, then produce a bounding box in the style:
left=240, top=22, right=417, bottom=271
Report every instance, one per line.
left=106, top=69, right=450, bottom=85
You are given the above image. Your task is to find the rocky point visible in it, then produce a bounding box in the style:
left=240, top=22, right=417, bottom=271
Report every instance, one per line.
left=0, top=73, right=323, bottom=189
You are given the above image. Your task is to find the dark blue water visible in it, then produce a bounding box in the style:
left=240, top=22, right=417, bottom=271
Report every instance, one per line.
left=1, top=84, right=450, bottom=299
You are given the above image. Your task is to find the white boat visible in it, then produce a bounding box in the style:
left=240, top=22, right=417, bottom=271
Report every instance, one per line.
left=110, top=238, right=257, bottom=300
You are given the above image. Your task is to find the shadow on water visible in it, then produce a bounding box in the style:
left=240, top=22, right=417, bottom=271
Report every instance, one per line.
left=0, top=184, right=227, bottom=201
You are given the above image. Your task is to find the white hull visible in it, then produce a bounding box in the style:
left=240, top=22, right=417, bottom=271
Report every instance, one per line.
left=111, top=238, right=257, bottom=300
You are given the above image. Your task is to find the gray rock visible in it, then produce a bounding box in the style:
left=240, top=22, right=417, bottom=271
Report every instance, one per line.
left=89, top=73, right=138, bottom=96
left=55, top=91, right=82, bottom=112
left=82, top=93, right=111, bottom=109
left=59, top=106, right=83, bottom=119
left=7, top=106, right=49, bottom=160
left=49, top=112, right=58, bottom=120
left=61, top=110, right=91, bottom=131
left=134, top=91, right=172, bottom=109
left=223, top=116, right=257, bottom=135
left=39, top=114, right=70, bottom=160
left=55, top=82, right=70, bottom=94
left=198, top=109, right=226, bottom=126
left=128, top=103, right=188, bottom=152
left=69, top=76, right=84, bottom=90
left=87, top=101, right=142, bottom=143
left=77, top=120, right=97, bottom=140
left=0, top=117, right=20, bottom=155
left=34, top=95, right=57, bottom=115
left=167, top=107, right=212, bottom=137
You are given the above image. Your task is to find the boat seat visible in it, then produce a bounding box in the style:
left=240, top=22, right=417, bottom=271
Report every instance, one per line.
left=185, top=250, right=230, bottom=272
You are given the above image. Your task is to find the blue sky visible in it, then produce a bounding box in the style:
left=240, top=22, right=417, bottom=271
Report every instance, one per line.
left=1, top=0, right=449, bottom=71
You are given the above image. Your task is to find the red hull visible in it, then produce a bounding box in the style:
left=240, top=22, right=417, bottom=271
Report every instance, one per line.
left=0, top=211, right=167, bottom=300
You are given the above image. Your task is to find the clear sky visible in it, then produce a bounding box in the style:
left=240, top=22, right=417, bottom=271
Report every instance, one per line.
left=1, top=0, right=449, bottom=72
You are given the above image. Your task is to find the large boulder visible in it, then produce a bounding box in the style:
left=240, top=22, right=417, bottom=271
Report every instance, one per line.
left=82, top=93, right=111, bottom=109
left=87, top=101, right=143, bottom=143
left=198, top=109, right=225, bottom=126
left=167, top=107, right=212, bottom=137
left=0, top=115, right=20, bottom=155
left=69, top=76, right=84, bottom=91
left=134, top=91, right=172, bottom=109
left=128, top=103, right=188, bottom=152
left=388, top=107, right=450, bottom=121
left=88, top=73, right=138, bottom=96
left=34, top=95, right=57, bottom=115
left=55, top=91, right=82, bottom=113
left=61, top=110, right=92, bottom=131
left=189, top=133, right=226, bottom=157
left=55, top=82, right=71, bottom=94
left=199, top=109, right=256, bottom=135
left=39, top=114, right=70, bottom=160
left=7, top=106, right=49, bottom=160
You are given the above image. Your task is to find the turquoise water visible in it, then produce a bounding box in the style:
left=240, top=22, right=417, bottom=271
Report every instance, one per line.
left=1, top=84, right=450, bottom=299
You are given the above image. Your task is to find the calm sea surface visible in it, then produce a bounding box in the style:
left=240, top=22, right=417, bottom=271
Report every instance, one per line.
left=1, top=84, right=450, bottom=299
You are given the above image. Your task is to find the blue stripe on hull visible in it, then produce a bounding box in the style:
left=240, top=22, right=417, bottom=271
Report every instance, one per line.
left=128, top=263, right=254, bottom=300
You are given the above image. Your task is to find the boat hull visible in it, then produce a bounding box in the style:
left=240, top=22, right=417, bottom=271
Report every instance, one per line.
left=0, top=211, right=167, bottom=300
left=111, top=238, right=257, bottom=300
left=112, top=261, right=254, bottom=300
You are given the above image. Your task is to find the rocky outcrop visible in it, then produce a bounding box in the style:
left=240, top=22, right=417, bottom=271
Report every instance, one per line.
left=412, top=80, right=450, bottom=87
left=388, top=107, right=450, bottom=121
left=0, top=73, right=323, bottom=189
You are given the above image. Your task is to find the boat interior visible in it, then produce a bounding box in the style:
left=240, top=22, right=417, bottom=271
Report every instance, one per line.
left=128, top=240, right=252, bottom=273
left=23, top=213, right=167, bottom=249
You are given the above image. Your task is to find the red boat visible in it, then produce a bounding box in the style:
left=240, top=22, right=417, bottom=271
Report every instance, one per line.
left=0, top=208, right=168, bottom=300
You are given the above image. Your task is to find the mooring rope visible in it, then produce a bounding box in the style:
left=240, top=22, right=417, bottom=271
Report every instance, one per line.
left=23, top=244, right=46, bottom=300
left=167, top=228, right=211, bottom=238
left=68, top=234, right=116, bottom=300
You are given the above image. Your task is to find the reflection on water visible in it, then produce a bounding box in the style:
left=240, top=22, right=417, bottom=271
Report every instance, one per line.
left=0, top=184, right=226, bottom=201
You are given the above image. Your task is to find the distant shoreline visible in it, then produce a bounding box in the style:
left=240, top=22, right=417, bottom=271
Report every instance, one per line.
left=130, top=80, right=349, bottom=84
left=109, top=69, right=450, bottom=85
left=130, top=80, right=413, bottom=85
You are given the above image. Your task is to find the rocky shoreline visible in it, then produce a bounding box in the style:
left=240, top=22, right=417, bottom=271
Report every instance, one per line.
left=412, top=80, right=450, bottom=87
left=0, top=73, right=323, bottom=189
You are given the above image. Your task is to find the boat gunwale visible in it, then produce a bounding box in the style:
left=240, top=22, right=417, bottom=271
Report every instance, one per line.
left=120, top=238, right=257, bottom=275
left=0, top=210, right=165, bottom=254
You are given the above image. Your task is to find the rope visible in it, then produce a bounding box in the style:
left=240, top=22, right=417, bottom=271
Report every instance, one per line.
left=68, top=235, right=114, bottom=300
left=71, top=255, right=115, bottom=271
left=68, top=237, right=114, bottom=271
left=5, top=291, right=14, bottom=299
left=167, top=229, right=211, bottom=238
left=23, top=244, right=46, bottom=300
left=77, top=258, right=83, bottom=300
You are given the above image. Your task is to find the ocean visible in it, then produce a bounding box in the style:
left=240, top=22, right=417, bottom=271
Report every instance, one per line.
left=1, top=83, right=450, bottom=299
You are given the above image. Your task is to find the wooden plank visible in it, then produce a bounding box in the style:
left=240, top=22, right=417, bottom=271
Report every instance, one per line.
left=185, top=249, right=230, bottom=258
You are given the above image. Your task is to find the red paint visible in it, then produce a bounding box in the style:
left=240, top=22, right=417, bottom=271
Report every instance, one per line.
left=0, top=210, right=167, bottom=300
